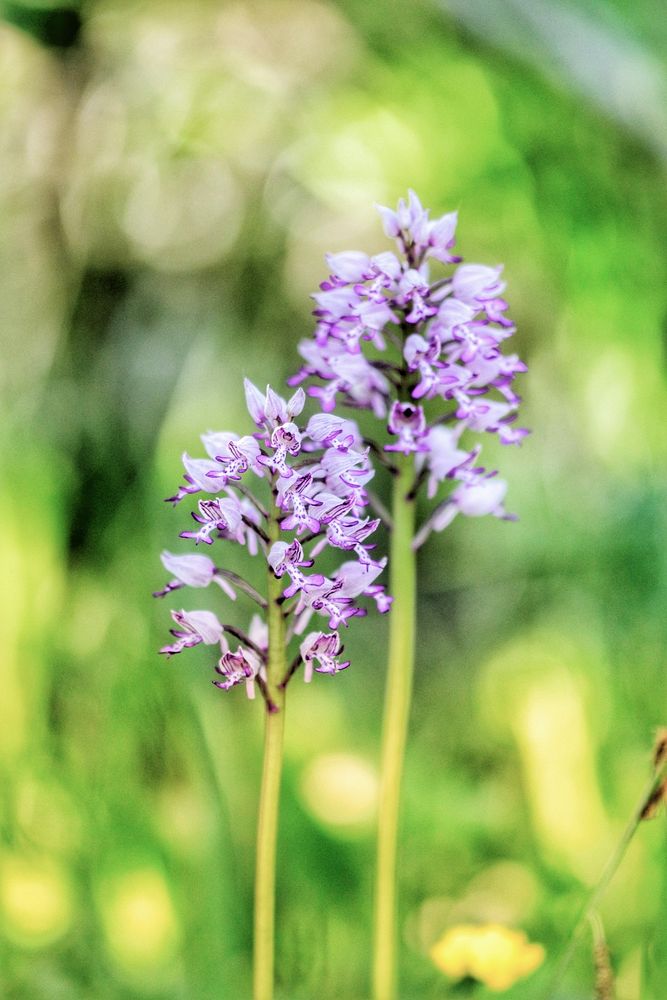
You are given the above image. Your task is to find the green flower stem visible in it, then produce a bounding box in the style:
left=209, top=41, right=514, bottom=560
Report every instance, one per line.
left=547, top=750, right=667, bottom=998
left=373, top=454, right=417, bottom=1000
left=253, top=496, right=286, bottom=1000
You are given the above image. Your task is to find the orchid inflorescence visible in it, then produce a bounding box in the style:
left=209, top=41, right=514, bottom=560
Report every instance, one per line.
left=154, top=381, right=391, bottom=707
left=153, top=192, right=529, bottom=1000
left=290, top=189, right=529, bottom=544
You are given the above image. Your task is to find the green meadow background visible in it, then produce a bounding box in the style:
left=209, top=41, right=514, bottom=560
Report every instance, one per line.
left=2, top=0, right=667, bottom=996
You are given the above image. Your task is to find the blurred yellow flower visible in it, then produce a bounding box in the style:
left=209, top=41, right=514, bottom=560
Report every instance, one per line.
left=430, top=923, right=545, bottom=992
left=0, top=854, right=73, bottom=947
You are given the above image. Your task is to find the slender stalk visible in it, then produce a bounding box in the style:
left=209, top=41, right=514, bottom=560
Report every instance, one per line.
left=373, top=455, right=417, bottom=1000
left=590, top=913, right=614, bottom=1000
left=547, top=753, right=667, bottom=998
left=253, top=494, right=287, bottom=1000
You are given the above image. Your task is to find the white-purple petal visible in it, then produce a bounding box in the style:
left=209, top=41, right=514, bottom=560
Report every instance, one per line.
left=201, top=431, right=238, bottom=460
left=268, top=541, right=290, bottom=574
left=325, top=251, right=371, bottom=283
left=287, top=387, right=306, bottom=419
left=454, top=476, right=507, bottom=517
left=452, top=264, right=506, bottom=304
left=244, top=378, right=267, bottom=425
left=172, top=608, right=224, bottom=645
left=160, top=550, right=216, bottom=588
left=182, top=454, right=225, bottom=493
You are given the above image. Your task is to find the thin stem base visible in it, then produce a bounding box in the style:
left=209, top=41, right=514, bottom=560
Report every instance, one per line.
left=253, top=704, right=285, bottom=1000
left=372, top=457, right=417, bottom=1000
left=253, top=496, right=287, bottom=1000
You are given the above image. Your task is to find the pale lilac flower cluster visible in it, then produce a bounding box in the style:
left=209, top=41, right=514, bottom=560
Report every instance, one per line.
left=290, top=191, right=528, bottom=541
left=155, top=382, right=390, bottom=703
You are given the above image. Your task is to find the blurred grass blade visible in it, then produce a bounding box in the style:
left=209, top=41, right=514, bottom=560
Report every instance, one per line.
left=590, top=913, right=614, bottom=1000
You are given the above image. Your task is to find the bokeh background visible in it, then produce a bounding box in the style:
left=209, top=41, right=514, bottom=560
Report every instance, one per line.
left=2, top=0, right=667, bottom=997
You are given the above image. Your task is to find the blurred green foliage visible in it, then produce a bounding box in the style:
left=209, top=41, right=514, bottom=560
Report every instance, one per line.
left=1, top=1, right=667, bottom=997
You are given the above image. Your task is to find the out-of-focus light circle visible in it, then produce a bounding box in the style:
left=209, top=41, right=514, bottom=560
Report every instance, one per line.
left=300, top=752, right=378, bottom=829
left=156, top=784, right=216, bottom=857
left=120, top=158, right=243, bottom=271
left=0, top=854, right=73, bottom=947
left=16, top=777, right=82, bottom=854
left=99, top=868, right=180, bottom=973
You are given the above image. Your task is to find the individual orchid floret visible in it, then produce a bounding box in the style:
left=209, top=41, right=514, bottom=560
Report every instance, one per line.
left=320, top=504, right=381, bottom=568
left=333, top=557, right=390, bottom=606
left=295, top=338, right=390, bottom=417
left=433, top=296, right=476, bottom=332
left=358, top=252, right=402, bottom=302
left=305, top=412, right=361, bottom=451
left=397, top=269, right=437, bottom=324
left=376, top=189, right=429, bottom=251
left=470, top=351, right=527, bottom=392
left=278, top=474, right=323, bottom=535
left=385, top=402, right=429, bottom=455
left=292, top=556, right=390, bottom=635
left=170, top=436, right=261, bottom=505
left=414, top=472, right=511, bottom=549
left=207, top=436, right=263, bottom=484
left=421, top=426, right=468, bottom=499
left=498, top=423, right=531, bottom=446
left=160, top=609, right=226, bottom=657
left=154, top=550, right=237, bottom=601
left=451, top=263, right=506, bottom=305
left=433, top=473, right=509, bottom=532
left=300, top=632, right=350, bottom=682
left=313, top=285, right=397, bottom=354
left=214, top=647, right=260, bottom=698
left=201, top=431, right=258, bottom=463
left=156, top=550, right=216, bottom=591
left=305, top=578, right=362, bottom=630
left=448, top=320, right=506, bottom=366
left=268, top=539, right=324, bottom=599
left=167, top=454, right=222, bottom=503
left=404, top=332, right=442, bottom=399
left=453, top=398, right=528, bottom=447
left=426, top=210, right=460, bottom=264
left=179, top=496, right=244, bottom=545
left=244, top=378, right=306, bottom=429
left=323, top=250, right=372, bottom=286
left=258, top=422, right=302, bottom=479
left=435, top=362, right=475, bottom=401
left=319, top=445, right=373, bottom=498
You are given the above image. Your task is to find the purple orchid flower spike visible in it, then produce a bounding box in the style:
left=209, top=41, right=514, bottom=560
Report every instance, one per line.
left=156, top=377, right=389, bottom=1000
left=289, top=192, right=528, bottom=1000
left=292, top=191, right=529, bottom=549
left=157, top=378, right=387, bottom=701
